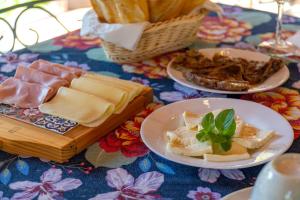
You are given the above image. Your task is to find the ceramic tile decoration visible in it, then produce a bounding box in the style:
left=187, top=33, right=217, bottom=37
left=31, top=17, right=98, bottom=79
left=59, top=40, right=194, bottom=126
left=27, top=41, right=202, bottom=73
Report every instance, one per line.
left=0, top=104, right=78, bottom=134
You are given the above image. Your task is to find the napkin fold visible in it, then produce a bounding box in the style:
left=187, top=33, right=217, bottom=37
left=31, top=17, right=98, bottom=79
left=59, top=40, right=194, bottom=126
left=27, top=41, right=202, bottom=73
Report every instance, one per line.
left=81, top=10, right=148, bottom=51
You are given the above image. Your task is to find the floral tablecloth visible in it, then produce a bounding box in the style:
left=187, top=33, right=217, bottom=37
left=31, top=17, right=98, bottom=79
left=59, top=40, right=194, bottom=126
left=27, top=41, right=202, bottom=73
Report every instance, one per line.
left=0, top=4, right=300, bottom=200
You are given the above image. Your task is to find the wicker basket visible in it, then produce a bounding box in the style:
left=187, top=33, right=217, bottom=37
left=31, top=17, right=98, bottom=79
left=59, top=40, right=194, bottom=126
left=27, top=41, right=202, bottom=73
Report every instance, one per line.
left=101, top=9, right=208, bottom=64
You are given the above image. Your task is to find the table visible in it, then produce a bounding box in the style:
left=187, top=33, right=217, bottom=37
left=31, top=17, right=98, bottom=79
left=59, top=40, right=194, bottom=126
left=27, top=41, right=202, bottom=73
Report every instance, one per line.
left=0, top=4, right=300, bottom=200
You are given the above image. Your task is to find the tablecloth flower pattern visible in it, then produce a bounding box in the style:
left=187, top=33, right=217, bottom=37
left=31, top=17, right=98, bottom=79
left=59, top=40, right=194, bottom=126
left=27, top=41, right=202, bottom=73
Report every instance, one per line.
left=53, top=30, right=101, bottom=50
left=122, top=53, right=177, bottom=79
left=242, top=87, right=300, bottom=139
left=0, top=52, right=39, bottom=73
left=9, top=168, right=82, bottom=200
left=198, top=168, right=245, bottom=183
left=89, top=168, right=164, bottom=200
left=0, top=4, right=300, bottom=200
left=197, top=16, right=252, bottom=43
left=99, top=103, right=161, bottom=158
left=187, top=187, right=221, bottom=200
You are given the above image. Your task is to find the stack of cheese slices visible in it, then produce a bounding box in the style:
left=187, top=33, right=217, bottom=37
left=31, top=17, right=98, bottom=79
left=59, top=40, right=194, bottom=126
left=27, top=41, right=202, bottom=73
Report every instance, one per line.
left=39, top=73, right=145, bottom=127
left=0, top=59, right=145, bottom=128
left=166, top=110, right=275, bottom=162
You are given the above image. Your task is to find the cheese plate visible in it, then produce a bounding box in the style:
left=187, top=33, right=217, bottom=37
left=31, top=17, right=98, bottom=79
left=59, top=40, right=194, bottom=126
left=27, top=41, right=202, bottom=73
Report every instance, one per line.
left=140, top=98, right=294, bottom=169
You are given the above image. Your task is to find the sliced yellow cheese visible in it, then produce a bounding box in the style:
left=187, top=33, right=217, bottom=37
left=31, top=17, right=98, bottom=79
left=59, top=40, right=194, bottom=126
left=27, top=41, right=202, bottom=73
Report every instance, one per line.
left=204, top=142, right=250, bottom=162
left=84, top=73, right=144, bottom=101
left=233, top=130, right=275, bottom=149
left=39, top=87, right=115, bottom=127
left=81, top=114, right=112, bottom=127
left=71, top=77, right=129, bottom=114
left=166, top=127, right=212, bottom=156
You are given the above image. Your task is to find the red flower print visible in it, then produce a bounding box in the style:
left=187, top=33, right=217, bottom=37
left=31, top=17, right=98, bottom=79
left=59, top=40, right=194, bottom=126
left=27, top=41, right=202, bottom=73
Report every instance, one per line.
left=53, top=30, right=101, bottom=50
left=135, top=103, right=162, bottom=119
left=99, top=103, right=163, bottom=157
left=99, top=127, right=149, bottom=157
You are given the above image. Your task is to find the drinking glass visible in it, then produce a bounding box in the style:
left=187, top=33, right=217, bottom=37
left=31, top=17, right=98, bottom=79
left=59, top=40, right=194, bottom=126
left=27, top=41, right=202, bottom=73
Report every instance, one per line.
left=258, top=0, right=297, bottom=55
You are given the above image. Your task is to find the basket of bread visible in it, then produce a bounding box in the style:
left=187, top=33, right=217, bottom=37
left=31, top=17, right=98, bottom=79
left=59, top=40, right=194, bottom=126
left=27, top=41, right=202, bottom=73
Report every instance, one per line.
left=82, top=0, right=221, bottom=64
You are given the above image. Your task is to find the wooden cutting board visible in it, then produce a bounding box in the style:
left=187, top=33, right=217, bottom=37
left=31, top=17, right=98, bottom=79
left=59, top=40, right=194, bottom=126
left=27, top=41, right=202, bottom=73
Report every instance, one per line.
left=0, top=87, right=153, bottom=163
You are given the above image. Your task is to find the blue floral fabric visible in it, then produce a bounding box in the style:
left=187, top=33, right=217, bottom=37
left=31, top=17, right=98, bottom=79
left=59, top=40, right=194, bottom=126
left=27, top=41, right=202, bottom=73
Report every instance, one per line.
left=0, top=4, right=300, bottom=200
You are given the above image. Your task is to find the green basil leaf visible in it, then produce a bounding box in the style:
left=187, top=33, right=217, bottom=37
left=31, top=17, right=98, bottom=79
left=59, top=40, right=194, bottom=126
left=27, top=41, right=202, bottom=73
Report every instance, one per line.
left=196, top=129, right=209, bottom=142
left=221, top=140, right=232, bottom=152
left=210, top=134, right=227, bottom=143
left=215, top=109, right=235, bottom=132
left=223, top=119, right=236, bottom=137
left=201, top=112, right=214, bottom=132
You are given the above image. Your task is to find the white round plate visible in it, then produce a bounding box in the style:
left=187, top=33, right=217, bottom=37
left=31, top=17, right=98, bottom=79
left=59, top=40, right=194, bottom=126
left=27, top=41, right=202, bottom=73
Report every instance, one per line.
left=167, top=48, right=290, bottom=94
left=222, top=187, right=253, bottom=200
left=140, top=98, right=294, bottom=169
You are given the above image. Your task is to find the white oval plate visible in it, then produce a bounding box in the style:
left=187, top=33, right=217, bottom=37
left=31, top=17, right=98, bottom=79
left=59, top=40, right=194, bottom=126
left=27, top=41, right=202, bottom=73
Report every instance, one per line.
left=140, top=98, right=294, bottom=169
left=167, top=48, right=290, bottom=94
left=222, top=187, right=253, bottom=200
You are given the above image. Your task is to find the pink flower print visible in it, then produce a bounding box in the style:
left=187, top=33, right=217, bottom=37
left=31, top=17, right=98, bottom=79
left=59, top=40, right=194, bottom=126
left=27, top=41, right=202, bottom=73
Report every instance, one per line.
left=89, top=168, right=164, bottom=200
left=159, top=83, right=226, bottom=102
left=160, top=91, right=187, bottom=102
left=198, top=168, right=245, bottom=183
left=64, top=61, right=91, bottom=71
left=187, top=187, right=221, bottom=200
left=9, top=168, right=82, bottom=200
left=0, top=52, right=39, bottom=73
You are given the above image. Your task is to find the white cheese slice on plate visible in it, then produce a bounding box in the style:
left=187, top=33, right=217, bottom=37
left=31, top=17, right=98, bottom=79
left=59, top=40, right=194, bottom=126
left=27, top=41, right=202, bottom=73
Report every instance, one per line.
left=183, top=110, right=223, bottom=130
left=204, top=142, right=250, bottom=162
left=182, top=111, right=202, bottom=130
left=237, top=124, right=258, bottom=138
left=166, top=127, right=212, bottom=156
left=233, top=130, right=275, bottom=149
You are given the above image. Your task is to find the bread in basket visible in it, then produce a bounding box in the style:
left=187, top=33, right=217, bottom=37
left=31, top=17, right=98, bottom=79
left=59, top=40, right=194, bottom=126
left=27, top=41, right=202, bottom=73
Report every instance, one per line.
left=83, top=0, right=215, bottom=63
